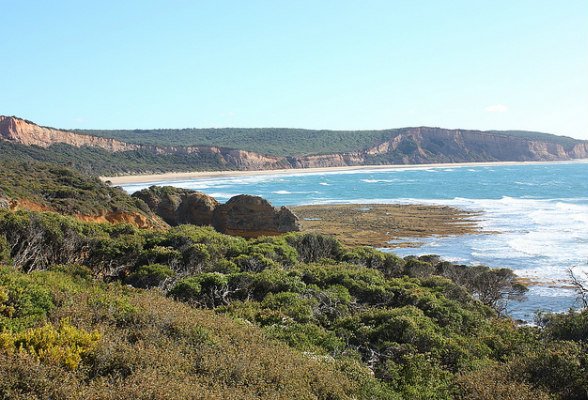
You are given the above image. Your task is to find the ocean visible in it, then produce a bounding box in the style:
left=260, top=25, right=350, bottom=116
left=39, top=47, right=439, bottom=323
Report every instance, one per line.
left=121, top=160, right=588, bottom=321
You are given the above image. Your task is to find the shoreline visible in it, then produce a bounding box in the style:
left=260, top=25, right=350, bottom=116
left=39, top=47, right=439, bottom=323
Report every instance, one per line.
left=101, top=159, right=588, bottom=185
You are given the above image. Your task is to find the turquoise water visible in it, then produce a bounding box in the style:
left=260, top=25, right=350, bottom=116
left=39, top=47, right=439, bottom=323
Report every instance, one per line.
left=122, top=161, right=588, bottom=321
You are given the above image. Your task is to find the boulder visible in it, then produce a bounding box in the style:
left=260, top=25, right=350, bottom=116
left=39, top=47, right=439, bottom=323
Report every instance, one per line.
left=212, top=194, right=300, bottom=237
left=132, top=186, right=218, bottom=226
left=177, top=192, right=219, bottom=226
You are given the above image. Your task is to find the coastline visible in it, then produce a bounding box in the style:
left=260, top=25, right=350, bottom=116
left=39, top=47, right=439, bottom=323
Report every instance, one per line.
left=101, top=159, right=588, bottom=185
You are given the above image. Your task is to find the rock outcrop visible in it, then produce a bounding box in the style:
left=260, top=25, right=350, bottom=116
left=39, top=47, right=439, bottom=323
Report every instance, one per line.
left=177, top=192, right=220, bottom=226
left=133, top=187, right=300, bottom=237
left=212, top=195, right=300, bottom=237
left=132, top=186, right=219, bottom=226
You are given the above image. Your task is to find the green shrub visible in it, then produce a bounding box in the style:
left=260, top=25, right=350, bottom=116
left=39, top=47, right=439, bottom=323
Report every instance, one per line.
left=343, top=247, right=405, bottom=277
left=232, top=253, right=279, bottom=272
left=404, top=257, right=435, bottom=278
left=245, top=237, right=298, bottom=266
left=0, top=267, right=54, bottom=331
left=0, top=234, right=10, bottom=263
left=538, top=308, right=588, bottom=342
left=456, top=365, right=552, bottom=400
left=170, top=273, right=230, bottom=307
left=511, top=340, right=588, bottom=400
left=261, top=292, right=316, bottom=323
left=230, top=269, right=306, bottom=301
left=208, top=259, right=239, bottom=274
left=138, top=245, right=182, bottom=268
left=265, top=323, right=345, bottom=354
left=169, top=277, right=202, bottom=302
left=125, top=264, right=174, bottom=288
left=49, top=264, right=94, bottom=281
left=285, top=233, right=343, bottom=263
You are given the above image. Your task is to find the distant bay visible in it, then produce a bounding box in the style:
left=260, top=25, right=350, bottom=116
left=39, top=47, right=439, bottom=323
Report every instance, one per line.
left=120, top=160, right=588, bottom=321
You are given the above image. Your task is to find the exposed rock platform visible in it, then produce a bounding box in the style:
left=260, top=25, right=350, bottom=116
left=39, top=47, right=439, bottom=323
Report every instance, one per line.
left=291, top=203, right=480, bottom=248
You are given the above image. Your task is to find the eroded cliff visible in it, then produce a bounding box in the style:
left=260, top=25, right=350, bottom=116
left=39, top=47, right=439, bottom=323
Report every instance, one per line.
left=0, top=115, right=140, bottom=152
left=2, top=116, right=587, bottom=173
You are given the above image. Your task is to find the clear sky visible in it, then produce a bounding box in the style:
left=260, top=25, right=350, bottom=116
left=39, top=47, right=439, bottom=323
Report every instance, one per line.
left=2, top=1, right=587, bottom=139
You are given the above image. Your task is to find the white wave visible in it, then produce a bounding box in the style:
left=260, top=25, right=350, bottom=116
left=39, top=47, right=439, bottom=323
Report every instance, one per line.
left=360, top=178, right=400, bottom=183
left=208, top=192, right=239, bottom=199
left=362, top=195, right=588, bottom=294
left=526, top=286, right=578, bottom=297
left=273, top=190, right=292, bottom=195
left=319, top=182, right=331, bottom=186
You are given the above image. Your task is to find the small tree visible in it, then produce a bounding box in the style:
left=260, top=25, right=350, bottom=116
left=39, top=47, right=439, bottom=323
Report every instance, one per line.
left=568, top=266, right=588, bottom=309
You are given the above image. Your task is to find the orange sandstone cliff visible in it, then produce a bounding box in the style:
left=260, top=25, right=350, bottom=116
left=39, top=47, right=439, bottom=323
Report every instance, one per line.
left=1, top=116, right=587, bottom=171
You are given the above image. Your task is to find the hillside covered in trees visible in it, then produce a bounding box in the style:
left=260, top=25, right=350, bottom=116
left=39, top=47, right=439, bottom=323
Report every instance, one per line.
left=1, top=116, right=587, bottom=176
left=82, top=126, right=584, bottom=157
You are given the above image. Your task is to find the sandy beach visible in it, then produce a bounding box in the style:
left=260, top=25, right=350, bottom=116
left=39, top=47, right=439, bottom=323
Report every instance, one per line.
left=100, top=160, right=584, bottom=185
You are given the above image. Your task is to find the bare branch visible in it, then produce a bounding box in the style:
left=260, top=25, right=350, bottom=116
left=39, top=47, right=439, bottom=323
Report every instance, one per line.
left=568, top=267, right=588, bottom=309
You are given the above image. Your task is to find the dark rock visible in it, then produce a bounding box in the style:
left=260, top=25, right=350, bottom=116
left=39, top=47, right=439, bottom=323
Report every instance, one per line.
left=177, top=192, right=219, bottom=226
left=133, top=187, right=299, bottom=237
left=277, top=206, right=299, bottom=232
left=212, top=194, right=300, bottom=237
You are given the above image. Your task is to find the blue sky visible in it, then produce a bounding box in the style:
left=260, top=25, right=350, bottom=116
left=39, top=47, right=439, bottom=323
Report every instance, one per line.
left=2, top=1, right=587, bottom=139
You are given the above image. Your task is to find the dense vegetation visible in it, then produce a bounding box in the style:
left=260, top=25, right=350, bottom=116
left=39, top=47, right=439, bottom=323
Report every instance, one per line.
left=0, top=159, right=155, bottom=217
left=487, top=130, right=581, bottom=147
left=81, top=127, right=581, bottom=157
left=0, top=142, right=229, bottom=176
left=0, top=209, right=586, bottom=399
left=0, top=266, right=376, bottom=399
left=81, top=127, right=395, bottom=156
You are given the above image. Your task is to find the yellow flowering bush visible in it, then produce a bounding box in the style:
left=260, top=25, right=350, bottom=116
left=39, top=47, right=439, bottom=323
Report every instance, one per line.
left=0, top=319, right=101, bottom=369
